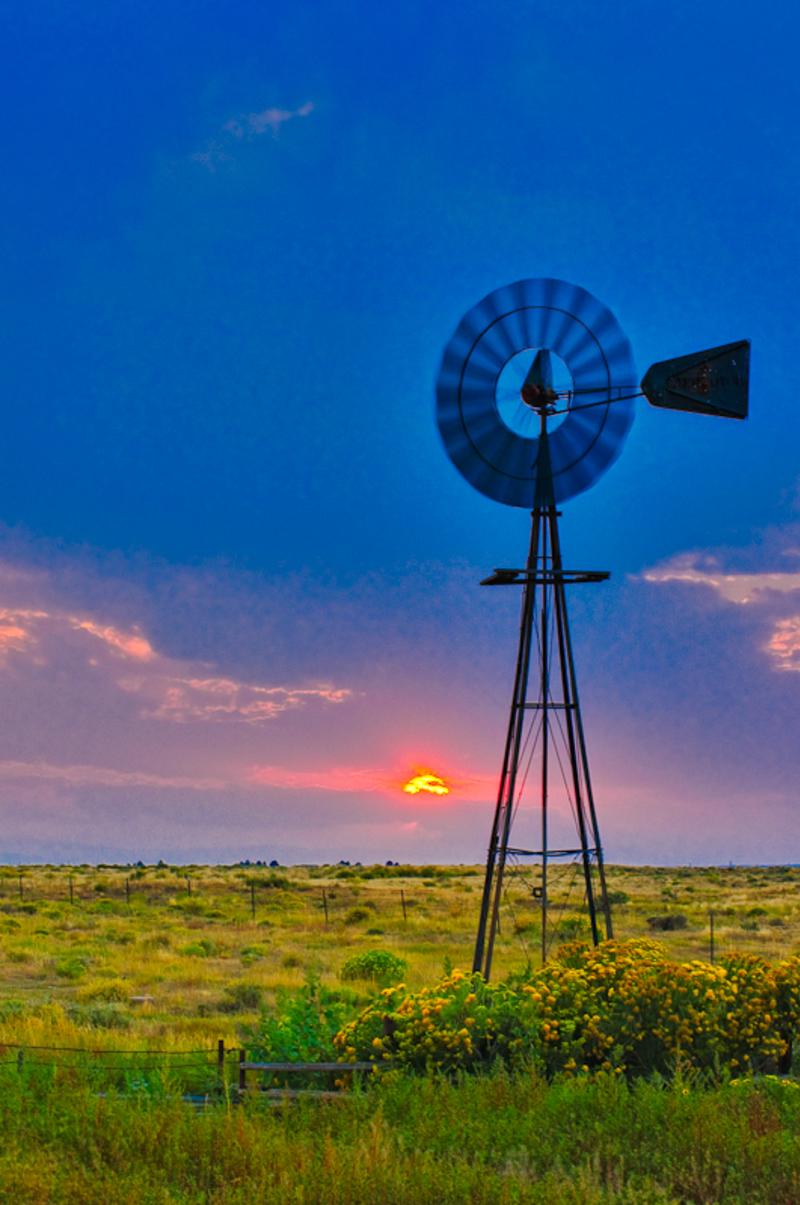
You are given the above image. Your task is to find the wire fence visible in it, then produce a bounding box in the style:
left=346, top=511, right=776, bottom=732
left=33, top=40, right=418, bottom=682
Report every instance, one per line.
left=0, top=1038, right=240, bottom=1089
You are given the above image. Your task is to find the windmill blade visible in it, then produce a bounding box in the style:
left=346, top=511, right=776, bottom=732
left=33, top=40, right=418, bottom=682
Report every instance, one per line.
left=641, top=341, right=750, bottom=420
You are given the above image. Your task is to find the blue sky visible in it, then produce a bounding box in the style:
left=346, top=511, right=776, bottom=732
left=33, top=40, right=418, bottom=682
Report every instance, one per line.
left=0, top=0, right=797, bottom=863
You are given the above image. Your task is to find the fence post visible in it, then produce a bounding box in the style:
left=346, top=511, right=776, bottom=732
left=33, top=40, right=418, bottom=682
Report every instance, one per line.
left=186, top=876, right=192, bottom=897
left=69, top=876, right=74, bottom=905
left=250, top=882, right=256, bottom=920
left=709, top=909, right=715, bottom=964
left=400, top=889, right=407, bottom=923
left=18, top=873, right=23, bottom=901
left=217, top=1038, right=225, bottom=1091
left=322, top=889, right=329, bottom=925
left=16, top=1049, right=24, bottom=1075
left=125, top=878, right=131, bottom=906
left=238, top=1049, right=246, bottom=1094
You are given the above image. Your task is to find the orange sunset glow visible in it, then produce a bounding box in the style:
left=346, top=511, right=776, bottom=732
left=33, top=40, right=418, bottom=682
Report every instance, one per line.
left=402, top=771, right=450, bottom=797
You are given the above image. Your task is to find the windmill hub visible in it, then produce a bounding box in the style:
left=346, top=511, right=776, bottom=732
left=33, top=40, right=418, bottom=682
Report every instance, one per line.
left=495, top=347, right=572, bottom=437
left=520, top=349, right=559, bottom=415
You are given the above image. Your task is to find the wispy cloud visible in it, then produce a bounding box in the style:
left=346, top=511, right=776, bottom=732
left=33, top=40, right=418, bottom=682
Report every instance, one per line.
left=641, top=554, right=800, bottom=605
left=191, top=100, right=314, bottom=171
left=247, top=762, right=495, bottom=800
left=121, top=674, right=350, bottom=724
left=0, top=595, right=351, bottom=725
left=642, top=550, right=800, bottom=676
left=0, top=759, right=225, bottom=791
left=224, top=101, right=313, bottom=140
left=247, top=763, right=392, bottom=794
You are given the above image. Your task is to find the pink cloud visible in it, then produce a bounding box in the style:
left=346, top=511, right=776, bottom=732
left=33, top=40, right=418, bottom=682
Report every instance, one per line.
left=0, top=606, right=153, bottom=662
left=0, top=592, right=351, bottom=727
left=766, top=617, right=800, bottom=670
left=247, top=762, right=496, bottom=801
left=70, top=618, right=154, bottom=661
left=0, top=609, right=41, bottom=658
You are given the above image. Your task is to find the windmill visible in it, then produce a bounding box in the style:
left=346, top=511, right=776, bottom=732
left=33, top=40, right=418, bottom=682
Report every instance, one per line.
left=435, top=278, right=749, bottom=979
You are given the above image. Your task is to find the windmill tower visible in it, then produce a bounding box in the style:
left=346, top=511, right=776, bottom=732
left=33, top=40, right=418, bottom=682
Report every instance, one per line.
left=435, top=278, right=749, bottom=979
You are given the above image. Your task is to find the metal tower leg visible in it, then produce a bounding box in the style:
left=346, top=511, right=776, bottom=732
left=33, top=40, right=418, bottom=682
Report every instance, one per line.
left=472, top=509, right=541, bottom=977
left=472, top=492, right=613, bottom=980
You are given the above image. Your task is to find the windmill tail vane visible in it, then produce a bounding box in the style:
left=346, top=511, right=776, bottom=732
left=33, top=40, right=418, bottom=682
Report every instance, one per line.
left=435, top=277, right=750, bottom=980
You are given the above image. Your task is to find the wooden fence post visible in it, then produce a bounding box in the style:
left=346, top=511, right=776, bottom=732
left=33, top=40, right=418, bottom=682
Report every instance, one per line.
left=238, top=1049, right=246, bottom=1093
left=217, top=1038, right=225, bottom=1091
left=400, top=889, right=407, bottom=923
left=322, top=889, right=329, bottom=925
left=709, top=909, right=715, bottom=964
left=250, top=882, right=256, bottom=920
left=68, top=876, right=74, bottom=905
left=125, top=878, right=131, bottom=905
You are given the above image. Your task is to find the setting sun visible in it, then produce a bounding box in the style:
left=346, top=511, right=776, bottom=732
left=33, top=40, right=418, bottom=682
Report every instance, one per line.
left=402, top=771, right=450, bottom=797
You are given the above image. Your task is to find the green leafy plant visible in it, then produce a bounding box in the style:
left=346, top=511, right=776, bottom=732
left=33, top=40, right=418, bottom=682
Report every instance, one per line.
left=340, top=949, right=407, bottom=984
left=246, top=972, right=351, bottom=1064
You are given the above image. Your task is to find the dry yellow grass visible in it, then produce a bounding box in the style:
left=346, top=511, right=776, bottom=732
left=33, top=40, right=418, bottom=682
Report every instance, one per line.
left=0, top=861, right=797, bottom=1050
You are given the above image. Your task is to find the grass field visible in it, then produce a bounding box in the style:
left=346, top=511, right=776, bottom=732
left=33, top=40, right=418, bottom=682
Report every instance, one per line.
left=0, top=861, right=798, bottom=1202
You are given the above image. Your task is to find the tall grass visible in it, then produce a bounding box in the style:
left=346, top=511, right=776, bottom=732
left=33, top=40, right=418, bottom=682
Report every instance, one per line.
left=0, top=1067, right=797, bottom=1202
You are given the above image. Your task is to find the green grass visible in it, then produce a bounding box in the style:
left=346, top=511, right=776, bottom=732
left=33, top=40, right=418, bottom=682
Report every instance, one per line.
left=0, top=1067, right=798, bottom=1202
left=0, top=862, right=798, bottom=1201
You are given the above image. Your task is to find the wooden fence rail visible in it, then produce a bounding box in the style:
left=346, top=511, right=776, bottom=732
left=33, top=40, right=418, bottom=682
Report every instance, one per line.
left=2, top=1041, right=374, bottom=1102
left=237, top=1056, right=372, bottom=1098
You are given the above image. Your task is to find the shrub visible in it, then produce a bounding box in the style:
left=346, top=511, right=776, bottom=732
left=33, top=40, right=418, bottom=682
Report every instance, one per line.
left=76, top=978, right=128, bottom=1003
left=248, top=873, right=290, bottom=890
left=219, top=982, right=264, bottom=1013
left=55, top=955, right=90, bottom=980
left=554, top=916, right=589, bottom=940
left=241, top=943, right=268, bottom=964
left=647, top=914, right=688, bottom=931
left=180, top=939, right=217, bottom=958
left=66, top=1003, right=131, bottom=1029
left=606, top=890, right=630, bottom=905
left=340, top=949, right=408, bottom=984
left=334, top=940, right=800, bottom=1081
left=170, top=898, right=207, bottom=916
left=344, top=907, right=372, bottom=924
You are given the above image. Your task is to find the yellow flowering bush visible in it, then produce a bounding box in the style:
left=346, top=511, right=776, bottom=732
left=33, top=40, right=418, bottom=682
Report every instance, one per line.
left=333, top=940, right=800, bottom=1079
